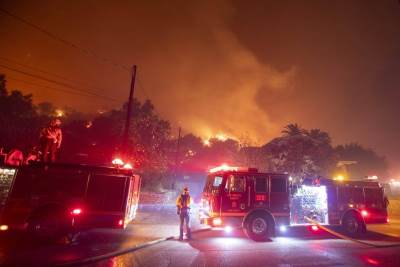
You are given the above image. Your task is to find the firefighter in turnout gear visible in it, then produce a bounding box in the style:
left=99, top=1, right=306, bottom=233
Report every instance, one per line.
left=176, top=186, right=193, bottom=240
left=40, top=118, right=62, bottom=163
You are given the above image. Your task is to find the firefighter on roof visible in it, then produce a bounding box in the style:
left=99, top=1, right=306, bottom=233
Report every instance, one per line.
left=40, top=118, right=62, bottom=163
left=176, top=186, right=193, bottom=240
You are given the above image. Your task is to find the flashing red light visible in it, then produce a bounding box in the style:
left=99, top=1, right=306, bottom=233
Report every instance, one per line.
left=123, top=163, right=133, bottom=169
left=209, top=164, right=238, bottom=173
left=361, top=210, right=368, bottom=217
left=208, top=165, right=258, bottom=173
left=118, top=219, right=124, bottom=226
left=112, top=158, right=124, bottom=166
left=71, top=208, right=82, bottom=215
left=365, top=258, right=379, bottom=265
left=311, top=225, right=319, bottom=232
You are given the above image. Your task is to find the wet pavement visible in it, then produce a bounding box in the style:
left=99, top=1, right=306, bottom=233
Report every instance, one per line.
left=0, top=205, right=204, bottom=266
left=92, top=225, right=400, bottom=267
left=1, top=207, right=400, bottom=266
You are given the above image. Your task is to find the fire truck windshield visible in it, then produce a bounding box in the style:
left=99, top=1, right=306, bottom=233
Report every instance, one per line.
left=225, top=174, right=246, bottom=193
left=204, top=175, right=223, bottom=194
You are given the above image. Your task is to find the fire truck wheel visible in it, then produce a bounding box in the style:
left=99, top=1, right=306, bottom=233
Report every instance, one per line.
left=244, top=213, right=274, bottom=242
left=27, top=209, right=71, bottom=242
left=342, top=212, right=364, bottom=236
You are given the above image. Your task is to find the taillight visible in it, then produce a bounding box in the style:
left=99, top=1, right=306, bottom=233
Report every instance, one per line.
left=71, top=208, right=82, bottom=215
left=311, top=225, right=319, bottom=232
left=118, top=219, right=124, bottom=226
left=0, top=225, right=8, bottom=231
left=386, top=218, right=390, bottom=223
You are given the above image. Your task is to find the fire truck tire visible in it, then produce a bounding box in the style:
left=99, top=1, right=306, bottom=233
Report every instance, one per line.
left=244, top=212, right=274, bottom=242
left=341, top=211, right=365, bottom=237
left=27, top=208, right=71, bottom=242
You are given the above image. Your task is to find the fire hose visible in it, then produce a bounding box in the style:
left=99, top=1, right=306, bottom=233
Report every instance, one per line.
left=304, top=216, right=400, bottom=248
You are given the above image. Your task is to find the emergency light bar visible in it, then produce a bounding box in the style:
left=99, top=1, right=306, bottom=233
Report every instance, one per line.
left=112, top=158, right=124, bottom=166
left=112, top=158, right=134, bottom=169
left=208, top=164, right=258, bottom=173
left=123, top=163, right=133, bottom=169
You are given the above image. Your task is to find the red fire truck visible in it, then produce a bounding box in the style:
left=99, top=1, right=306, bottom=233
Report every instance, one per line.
left=0, top=163, right=141, bottom=240
left=199, top=165, right=388, bottom=241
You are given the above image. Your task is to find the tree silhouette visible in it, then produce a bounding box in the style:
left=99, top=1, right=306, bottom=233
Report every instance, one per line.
left=335, top=143, right=388, bottom=179
left=281, top=123, right=304, bottom=136
left=264, top=125, right=335, bottom=179
left=306, top=128, right=332, bottom=145
left=0, top=75, right=41, bottom=152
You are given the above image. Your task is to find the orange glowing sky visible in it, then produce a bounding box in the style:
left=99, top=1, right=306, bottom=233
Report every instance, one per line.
left=0, top=0, right=400, bottom=175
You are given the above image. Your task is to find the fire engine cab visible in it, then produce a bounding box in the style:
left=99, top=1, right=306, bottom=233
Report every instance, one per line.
left=200, top=165, right=388, bottom=241
left=0, top=163, right=141, bottom=241
left=200, top=166, right=290, bottom=241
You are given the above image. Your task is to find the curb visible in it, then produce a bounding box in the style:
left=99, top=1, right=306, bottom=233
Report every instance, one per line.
left=58, top=227, right=211, bottom=266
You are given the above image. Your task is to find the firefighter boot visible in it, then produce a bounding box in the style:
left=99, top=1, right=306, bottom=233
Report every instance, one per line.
left=179, top=228, right=184, bottom=241
left=186, top=228, right=192, bottom=240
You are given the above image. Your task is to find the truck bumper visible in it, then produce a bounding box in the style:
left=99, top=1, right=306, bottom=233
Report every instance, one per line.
left=201, top=216, right=242, bottom=228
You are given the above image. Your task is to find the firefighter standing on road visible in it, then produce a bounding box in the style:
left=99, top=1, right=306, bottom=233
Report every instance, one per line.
left=176, top=187, right=193, bottom=240
left=40, top=118, right=62, bottom=163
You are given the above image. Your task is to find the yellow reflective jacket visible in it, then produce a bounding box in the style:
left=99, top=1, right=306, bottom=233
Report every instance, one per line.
left=176, top=194, right=193, bottom=209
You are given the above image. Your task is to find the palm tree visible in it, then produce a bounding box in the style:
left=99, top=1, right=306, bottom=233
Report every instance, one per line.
left=281, top=123, right=304, bottom=136
left=306, top=129, right=331, bottom=144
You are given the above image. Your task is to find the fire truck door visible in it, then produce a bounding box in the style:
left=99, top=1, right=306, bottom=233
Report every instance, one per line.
left=221, top=174, right=249, bottom=214
left=269, top=176, right=289, bottom=212
left=253, top=176, right=268, bottom=208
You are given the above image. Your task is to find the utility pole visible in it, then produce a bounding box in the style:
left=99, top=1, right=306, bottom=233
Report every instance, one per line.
left=173, top=127, right=182, bottom=189
left=122, top=65, right=137, bottom=155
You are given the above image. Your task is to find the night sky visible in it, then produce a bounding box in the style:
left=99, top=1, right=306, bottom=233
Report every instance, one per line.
left=0, top=0, right=399, bottom=175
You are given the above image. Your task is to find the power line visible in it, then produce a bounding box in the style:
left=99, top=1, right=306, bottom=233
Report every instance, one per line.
left=0, top=7, right=131, bottom=72
left=6, top=75, right=105, bottom=100
left=0, top=63, right=120, bottom=102
left=136, top=76, right=151, bottom=101
left=135, top=75, right=165, bottom=118
left=0, top=56, right=119, bottom=96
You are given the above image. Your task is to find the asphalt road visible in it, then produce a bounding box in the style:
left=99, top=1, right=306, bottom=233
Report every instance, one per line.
left=91, top=223, right=400, bottom=267
left=0, top=206, right=197, bottom=266
left=1, top=207, right=400, bottom=266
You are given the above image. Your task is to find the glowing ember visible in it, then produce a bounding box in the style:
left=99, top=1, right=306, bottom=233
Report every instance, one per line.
left=55, top=109, right=64, bottom=117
